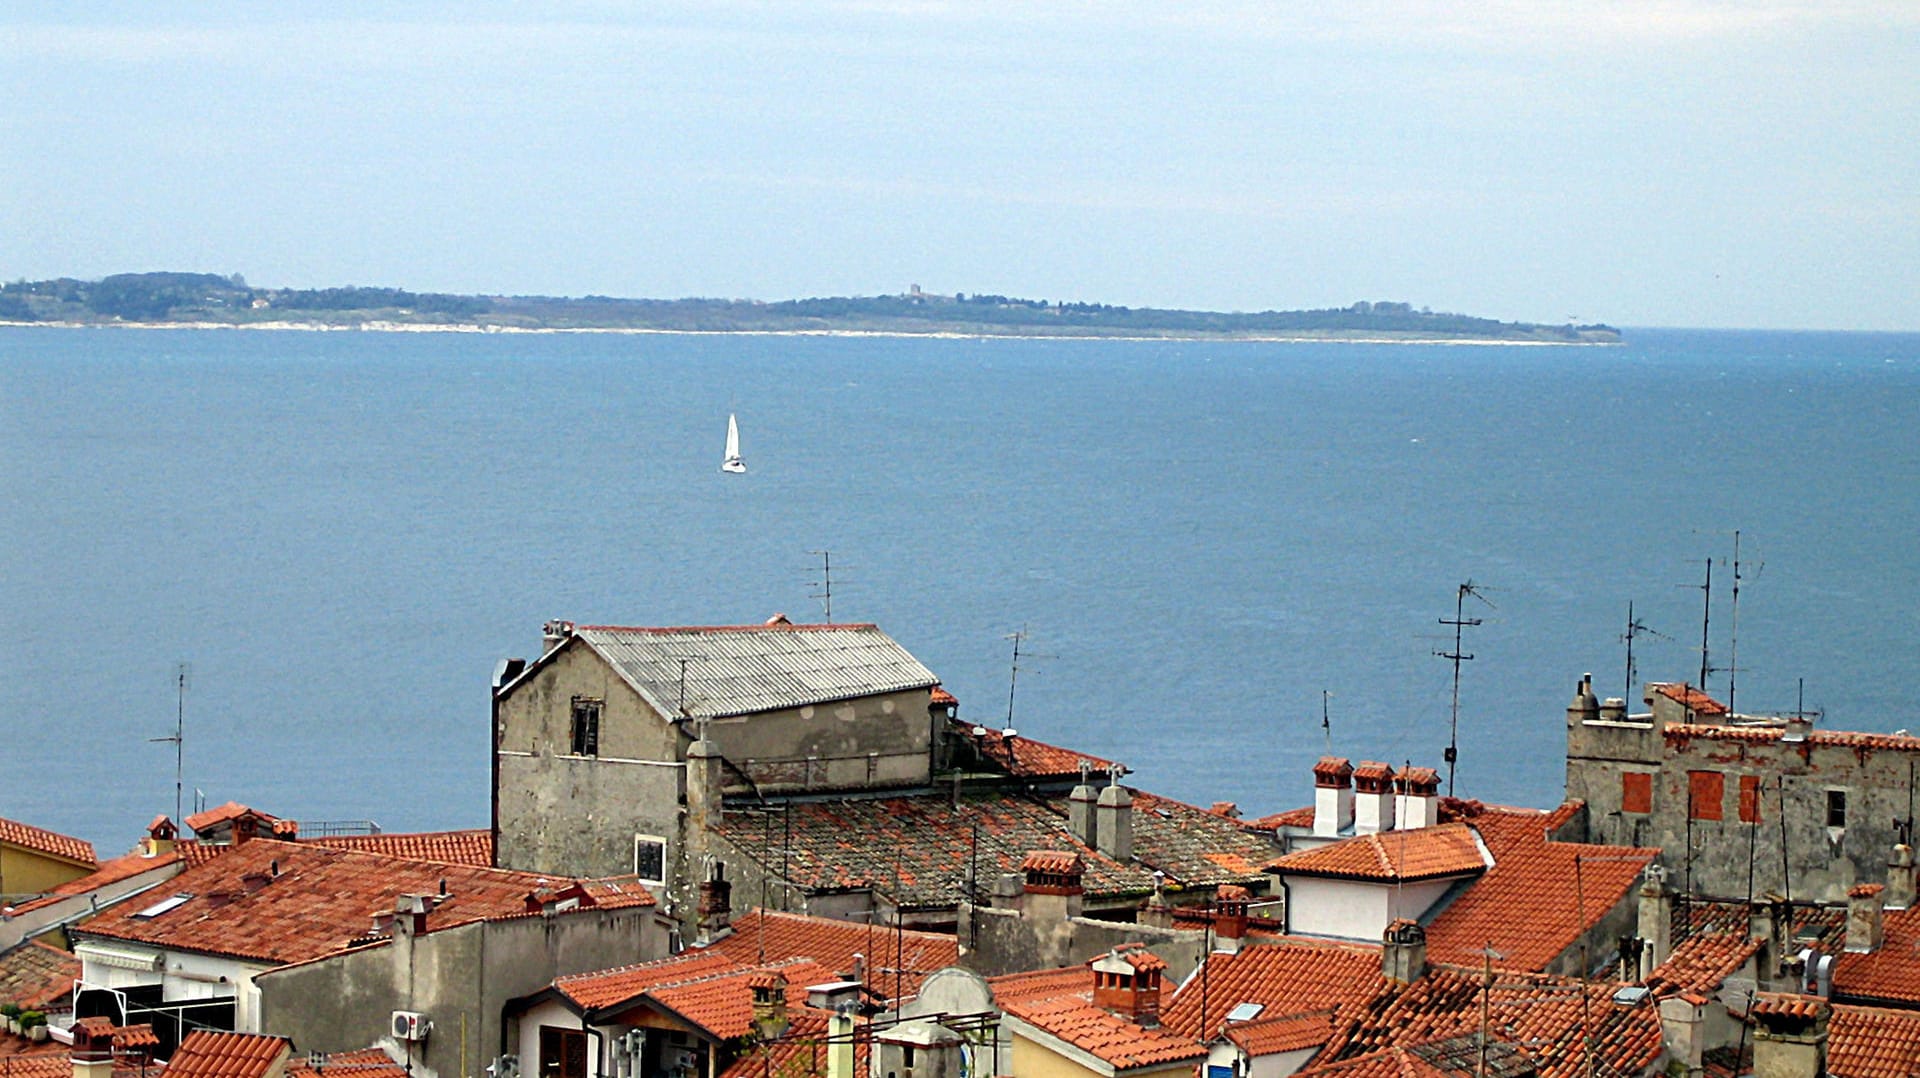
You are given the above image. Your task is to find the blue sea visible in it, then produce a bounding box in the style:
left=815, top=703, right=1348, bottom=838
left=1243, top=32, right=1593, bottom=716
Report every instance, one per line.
left=3, top=326, right=1917, bottom=852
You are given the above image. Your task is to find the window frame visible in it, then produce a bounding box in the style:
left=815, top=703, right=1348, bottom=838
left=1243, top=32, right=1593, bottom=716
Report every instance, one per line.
left=569, top=696, right=602, bottom=757
left=1826, top=789, right=1848, bottom=829
left=634, top=833, right=668, bottom=884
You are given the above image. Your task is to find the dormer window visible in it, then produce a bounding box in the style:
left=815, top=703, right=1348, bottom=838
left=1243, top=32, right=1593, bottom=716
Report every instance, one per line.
left=570, top=697, right=602, bottom=756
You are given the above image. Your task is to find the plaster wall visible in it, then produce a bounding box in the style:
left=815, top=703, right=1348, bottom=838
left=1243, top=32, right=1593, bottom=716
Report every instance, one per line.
left=1282, top=878, right=1453, bottom=941
left=0, top=846, right=95, bottom=902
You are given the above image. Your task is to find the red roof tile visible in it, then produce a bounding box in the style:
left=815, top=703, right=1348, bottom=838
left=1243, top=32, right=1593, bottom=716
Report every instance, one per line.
left=1833, top=904, right=1920, bottom=1006
left=1830, top=1003, right=1920, bottom=1078
left=74, top=839, right=652, bottom=967
left=0, top=939, right=82, bottom=1010
left=1221, top=1009, right=1339, bottom=1056
left=1651, top=683, right=1729, bottom=716
left=1663, top=723, right=1920, bottom=753
left=163, top=1032, right=290, bottom=1078
left=1268, top=823, right=1489, bottom=883
left=1752, top=992, right=1827, bottom=1020
left=989, top=966, right=1093, bottom=1006
left=1002, top=993, right=1206, bottom=1070
left=286, top=1048, right=408, bottom=1078
left=554, top=950, right=845, bottom=1037
left=1161, top=939, right=1384, bottom=1042
left=1423, top=823, right=1655, bottom=973
left=182, top=802, right=279, bottom=835
left=1644, top=932, right=1762, bottom=997
left=695, top=909, right=959, bottom=1000
left=555, top=951, right=742, bottom=1011
left=305, top=830, right=492, bottom=865
left=953, top=722, right=1114, bottom=780
left=1023, top=850, right=1083, bottom=875
left=0, top=816, right=95, bottom=866
left=1241, top=806, right=1317, bottom=831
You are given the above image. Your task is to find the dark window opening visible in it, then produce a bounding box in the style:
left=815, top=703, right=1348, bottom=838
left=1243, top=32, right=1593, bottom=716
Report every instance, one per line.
left=570, top=698, right=601, bottom=756
left=635, top=836, right=667, bottom=883
left=539, top=1027, right=588, bottom=1078
left=1827, top=789, right=1848, bottom=828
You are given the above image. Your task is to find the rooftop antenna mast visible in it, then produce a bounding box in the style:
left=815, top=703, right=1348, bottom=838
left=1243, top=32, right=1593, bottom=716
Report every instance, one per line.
left=1694, top=558, right=1714, bottom=697
left=148, top=662, right=189, bottom=825
left=1321, top=690, right=1333, bottom=755
left=1435, top=581, right=1491, bottom=797
left=1620, top=602, right=1670, bottom=702
left=1725, top=530, right=1760, bottom=717
left=806, top=549, right=835, bottom=624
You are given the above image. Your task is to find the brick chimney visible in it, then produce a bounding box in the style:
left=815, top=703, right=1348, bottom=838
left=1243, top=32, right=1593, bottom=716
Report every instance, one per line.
left=1382, top=919, right=1427, bottom=984
left=1393, top=767, right=1441, bottom=831
left=1095, top=770, right=1133, bottom=861
left=749, top=970, right=790, bottom=1041
left=1750, top=994, right=1829, bottom=1078
left=697, top=862, right=733, bottom=944
left=1845, top=882, right=1885, bottom=954
left=1212, top=884, right=1250, bottom=954
left=1887, top=844, right=1916, bottom=909
left=1089, top=944, right=1166, bottom=1027
left=70, top=1018, right=115, bottom=1078
left=1020, top=850, right=1085, bottom=922
left=1352, top=762, right=1396, bottom=835
left=1312, top=757, right=1355, bottom=838
left=1068, top=762, right=1098, bottom=848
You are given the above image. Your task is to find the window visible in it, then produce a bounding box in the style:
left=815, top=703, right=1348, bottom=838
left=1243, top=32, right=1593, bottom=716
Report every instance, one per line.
left=538, top=1027, right=587, bottom=1078
left=1687, top=770, right=1723, bottom=821
left=1739, top=775, right=1762, bottom=823
left=1621, top=772, right=1653, bottom=814
left=1827, top=789, right=1848, bottom=828
left=634, top=834, right=667, bottom=884
left=570, top=697, right=601, bottom=756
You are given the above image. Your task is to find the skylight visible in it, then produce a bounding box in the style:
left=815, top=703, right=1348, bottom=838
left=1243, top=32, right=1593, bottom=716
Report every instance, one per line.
left=132, top=893, right=193, bottom=919
left=1226, top=1002, right=1264, bottom=1023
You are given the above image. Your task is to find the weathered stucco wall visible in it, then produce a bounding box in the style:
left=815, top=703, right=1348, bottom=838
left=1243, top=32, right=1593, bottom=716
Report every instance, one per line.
left=256, top=905, right=665, bottom=1078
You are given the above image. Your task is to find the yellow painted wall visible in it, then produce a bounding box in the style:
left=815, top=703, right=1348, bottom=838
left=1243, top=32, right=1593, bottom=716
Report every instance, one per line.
left=1007, top=1032, right=1194, bottom=1078
left=0, top=844, right=94, bottom=900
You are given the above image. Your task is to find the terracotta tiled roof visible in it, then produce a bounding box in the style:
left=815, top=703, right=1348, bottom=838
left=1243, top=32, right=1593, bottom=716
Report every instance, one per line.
left=714, top=1009, right=869, bottom=1078
left=1751, top=992, right=1826, bottom=1020
left=930, top=686, right=957, bottom=706
left=1022, top=850, right=1083, bottom=875
left=1423, top=821, right=1655, bottom=973
left=1663, top=723, right=1920, bottom=753
left=1001, top=992, right=1206, bottom=1070
left=1320, top=966, right=1664, bottom=1078
left=555, top=951, right=742, bottom=1011
left=1267, top=823, right=1489, bottom=883
left=694, top=909, right=959, bottom=999
left=287, top=1048, right=409, bottom=1078
left=0, top=816, right=95, bottom=866
left=1651, top=683, right=1729, bottom=716
left=1830, top=1002, right=1920, bottom=1078
left=305, top=830, right=493, bottom=865
left=1313, top=758, right=1354, bottom=783
left=163, top=1031, right=291, bottom=1078
left=555, top=950, right=845, bottom=1037
left=1644, top=932, right=1762, bottom=997
left=182, top=802, right=278, bottom=835
left=988, top=965, right=1093, bottom=1006
left=2, top=848, right=186, bottom=917
left=1161, top=939, right=1384, bottom=1041
left=1129, top=791, right=1284, bottom=887
left=951, top=721, right=1114, bottom=780
left=1221, top=1009, right=1339, bottom=1056
left=73, top=838, right=652, bottom=967
left=1833, top=904, right=1920, bottom=1006
left=1240, top=806, right=1316, bottom=831
left=0, top=939, right=81, bottom=1010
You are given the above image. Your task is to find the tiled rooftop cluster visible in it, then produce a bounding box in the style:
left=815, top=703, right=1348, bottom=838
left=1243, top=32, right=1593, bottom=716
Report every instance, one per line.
left=0, top=816, right=96, bottom=866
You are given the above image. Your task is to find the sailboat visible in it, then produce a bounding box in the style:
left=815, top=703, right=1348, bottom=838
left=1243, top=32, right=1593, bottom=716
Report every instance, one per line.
left=721, top=413, right=746, bottom=473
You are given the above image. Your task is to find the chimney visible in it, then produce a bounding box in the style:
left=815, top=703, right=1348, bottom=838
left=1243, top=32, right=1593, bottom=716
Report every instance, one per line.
left=1600, top=696, right=1628, bottom=722
left=1139, top=873, right=1173, bottom=930
left=1638, top=866, right=1673, bottom=972
left=70, top=1018, right=116, bottom=1078
left=1019, top=850, right=1085, bottom=922
left=1782, top=715, right=1812, bottom=743
left=1352, top=762, right=1396, bottom=835
left=686, top=734, right=723, bottom=860
left=1657, top=992, right=1708, bottom=1077
left=1567, top=673, right=1600, bottom=726
left=1887, top=844, right=1917, bottom=909
left=396, top=893, right=430, bottom=936
left=697, top=862, right=733, bottom=944
left=1845, top=882, right=1885, bottom=954
left=1312, top=757, right=1355, bottom=838
left=1096, top=771, right=1133, bottom=861
left=749, top=970, right=789, bottom=1041
left=1750, top=994, right=1829, bottom=1078
left=1212, top=885, right=1250, bottom=954
left=825, top=1010, right=857, bottom=1078
left=541, top=619, right=573, bottom=654
left=1068, top=763, right=1098, bottom=847
left=1393, top=767, right=1441, bottom=830
left=1089, top=945, right=1166, bottom=1027
left=144, top=816, right=178, bottom=857
left=1382, top=919, right=1427, bottom=984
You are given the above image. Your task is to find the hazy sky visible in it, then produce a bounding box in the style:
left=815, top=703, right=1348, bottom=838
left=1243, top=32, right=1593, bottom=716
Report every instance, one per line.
left=5, top=3, right=1916, bottom=329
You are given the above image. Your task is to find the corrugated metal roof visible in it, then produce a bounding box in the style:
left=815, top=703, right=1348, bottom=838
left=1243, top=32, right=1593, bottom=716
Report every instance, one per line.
left=574, top=624, right=939, bottom=719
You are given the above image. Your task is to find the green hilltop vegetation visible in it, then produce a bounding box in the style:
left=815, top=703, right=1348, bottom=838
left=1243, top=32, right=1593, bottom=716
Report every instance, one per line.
left=0, top=272, right=1621, bottom=343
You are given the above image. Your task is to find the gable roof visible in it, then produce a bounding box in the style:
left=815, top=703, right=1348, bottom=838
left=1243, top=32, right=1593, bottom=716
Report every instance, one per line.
left=1219, top=1009, right=1340, bottom=1057
left=1267, top=823, right=1490, bottom=884
left=551, top=950, right=848, bottom=1038
left=693, top=909, right=959, bottom=998
left=73, top=838, right=652, bottom=967
left=304, top=829, right=493, bottom=866
left=0, top=939, right=82, bottom=1010
left=949, top=722, right=1114, bottom=781
left=164, top=1031, right=291, bottom=1078
left=0, top=816, right=95, bottom=866
left=1833, top=903, right=1920, bottom=1007
left=1830, top=1002, right=1920, bottom=1078
left=562, top=622, right=938, bottom=719
left=1161, top=939, right=1384, bottom=1042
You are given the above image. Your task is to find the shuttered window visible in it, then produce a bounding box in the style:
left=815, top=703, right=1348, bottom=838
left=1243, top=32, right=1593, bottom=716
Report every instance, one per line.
left=1622, top=772, right=1653, bottom=814
left=1738, top=775, right=1762, bottom=823
left=1688, top=770, right=1724, bottom=821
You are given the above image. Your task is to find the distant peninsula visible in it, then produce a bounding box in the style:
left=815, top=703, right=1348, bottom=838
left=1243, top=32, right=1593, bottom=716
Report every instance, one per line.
left=0, top=272, right=1621, bottom=343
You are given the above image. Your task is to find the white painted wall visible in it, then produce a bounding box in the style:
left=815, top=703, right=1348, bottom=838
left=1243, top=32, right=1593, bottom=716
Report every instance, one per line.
left=1282, top=877, right=1455, bottom=941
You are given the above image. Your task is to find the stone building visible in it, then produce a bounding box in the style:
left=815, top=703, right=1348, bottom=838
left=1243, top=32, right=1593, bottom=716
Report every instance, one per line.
left=1564, top=674, right=1920, bottom=903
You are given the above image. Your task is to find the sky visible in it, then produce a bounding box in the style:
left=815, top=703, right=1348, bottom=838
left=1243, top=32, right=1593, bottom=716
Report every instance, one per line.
left=3, top=3, right=1917, bottom=330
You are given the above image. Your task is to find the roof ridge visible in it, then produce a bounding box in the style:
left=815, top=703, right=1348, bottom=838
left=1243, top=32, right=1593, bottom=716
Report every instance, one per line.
left=577, top=623, right=878, bottom=633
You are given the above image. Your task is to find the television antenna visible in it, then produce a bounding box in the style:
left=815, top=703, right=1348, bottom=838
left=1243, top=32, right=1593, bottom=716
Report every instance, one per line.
left=147, top=662, right=189, bottom=826
left=1724, top=530, right=1762, bottom=717
left=1620, top=601, right=1670, bottom=701
left=1434, top=581, right=1492, bottom=797
left=805, top=549, right=839, bottom=624
left=1321, top=690, right=1333, bottom=755
left=1001, top=625, right=1054, bottom=734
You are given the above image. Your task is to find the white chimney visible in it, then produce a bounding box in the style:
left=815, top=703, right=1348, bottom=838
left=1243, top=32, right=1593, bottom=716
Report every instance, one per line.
left=1352, top=761, right=1396, bottom=835
left=1394, top=767, right=1441, bottom=830
left=1312, top=757, right=1354, bottom=838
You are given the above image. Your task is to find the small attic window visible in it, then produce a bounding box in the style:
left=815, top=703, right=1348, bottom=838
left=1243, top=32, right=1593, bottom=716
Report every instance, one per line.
left=1226, top=1002, right=1264, bottom=1023
left=133, top=893, right=193, bottom=919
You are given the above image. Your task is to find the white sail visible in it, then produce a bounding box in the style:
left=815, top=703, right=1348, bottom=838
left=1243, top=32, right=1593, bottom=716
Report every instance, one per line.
left=722, top=413, right=745, bottom=473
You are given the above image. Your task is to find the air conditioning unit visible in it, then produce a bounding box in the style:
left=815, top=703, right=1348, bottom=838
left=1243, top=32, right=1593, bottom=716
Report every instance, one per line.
left=392, top=1011, right=430, bottom=1042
